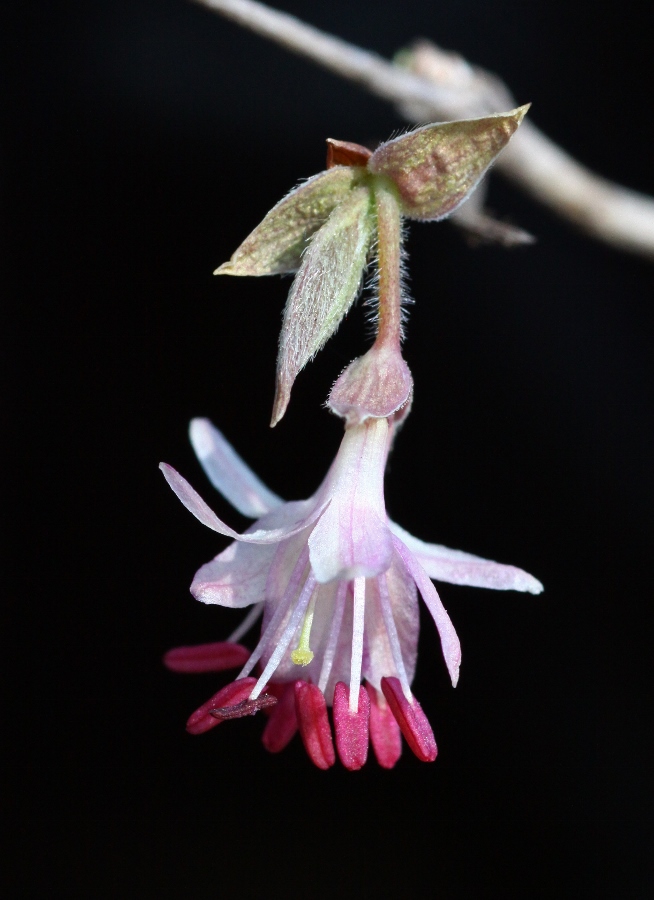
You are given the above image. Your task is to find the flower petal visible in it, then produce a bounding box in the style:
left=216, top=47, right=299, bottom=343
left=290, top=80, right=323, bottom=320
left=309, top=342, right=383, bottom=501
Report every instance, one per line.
left=390, top=522, right=544, bottom=594
left=308, top=419, right=393, bottom=583
left=159, top=463, right=326, bottom=544
left=215, top=167, right=359, bottom=276
left=393, top=537, right=462, bottom=687
left=191, top=541, right=276, bottom=608
left=189, top=418, right=283, bottom=518
left=363, top=555, right=419, bottom=691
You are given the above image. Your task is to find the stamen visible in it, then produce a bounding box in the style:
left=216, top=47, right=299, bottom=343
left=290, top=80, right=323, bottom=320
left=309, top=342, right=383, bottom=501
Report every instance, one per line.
left=381, top=676, right=437, bottom=763
left=365, top=683, right=402, bottom=769
left=290, top=590, right=317, bottom=666
left=377, top=572, right=413, bottom=701
left=334, top=682, right=370, bottom=771
left=294, top=681, right=335, bottom=770
left=250, top=572, right=317, bottom=700
left=262, top=682, right=298, bottom=753
left=317, top=582, right=348, bottom=693
left=349, top=576, right=366, bottom=713
left=227, top=602, right=264, bottom=643
left=209, top=693, right=277, bottom=720
left=238, top=547, right=309, bottom=679
left=163, top=641, right=249, bottom=674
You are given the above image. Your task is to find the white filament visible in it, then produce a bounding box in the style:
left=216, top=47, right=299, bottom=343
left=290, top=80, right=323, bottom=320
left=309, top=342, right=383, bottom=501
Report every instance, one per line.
left=317, top=582, right=348, bottom=694
left=227, top=602, right=264, bottom=643
left=377, top=572, right=412, bottom=701
left=250, top=573, right=317, bottom=700
left=238, top=548, right=309, bottom=679
left=348, top=577, right=366, bottom=713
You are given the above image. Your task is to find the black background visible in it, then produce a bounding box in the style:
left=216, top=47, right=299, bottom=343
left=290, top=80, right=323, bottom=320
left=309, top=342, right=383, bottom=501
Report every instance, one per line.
left=3, top=0, right=653, bottom=896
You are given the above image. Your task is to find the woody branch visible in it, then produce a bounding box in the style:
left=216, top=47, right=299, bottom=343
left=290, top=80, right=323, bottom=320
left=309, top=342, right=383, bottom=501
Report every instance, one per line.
left=192, top=0, right=654, bottom=260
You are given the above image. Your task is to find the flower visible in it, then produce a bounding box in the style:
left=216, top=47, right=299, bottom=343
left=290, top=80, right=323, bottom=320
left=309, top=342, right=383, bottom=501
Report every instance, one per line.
left=161, top=418, right=542, bottom=770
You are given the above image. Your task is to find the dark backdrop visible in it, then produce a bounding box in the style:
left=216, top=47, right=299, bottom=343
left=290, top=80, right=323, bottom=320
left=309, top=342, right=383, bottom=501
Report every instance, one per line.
left=3, top=1, right=653, bottom=896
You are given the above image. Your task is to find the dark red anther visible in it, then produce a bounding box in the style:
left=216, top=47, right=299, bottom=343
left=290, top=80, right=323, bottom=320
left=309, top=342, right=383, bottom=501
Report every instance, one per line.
left=163, top=641, right=250, bottom=674
left=333, top=682, right=370, bottom=771
left=380, top=677, right=437, bottom=763
left=294, top=682, right=335, bottom=770
left=262, top=682, right=298, bottom=753
left=326, top=138, right=372, bottom=169
left=186, top=677, right=257, bottom=735
left=209, top=693, right=277, bottom=720
left=366, top=682, right=402, bottom=769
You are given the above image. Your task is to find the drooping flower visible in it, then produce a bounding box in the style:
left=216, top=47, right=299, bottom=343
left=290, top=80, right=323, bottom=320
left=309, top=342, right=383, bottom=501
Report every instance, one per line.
left=161, top=417, right=542, bottom=770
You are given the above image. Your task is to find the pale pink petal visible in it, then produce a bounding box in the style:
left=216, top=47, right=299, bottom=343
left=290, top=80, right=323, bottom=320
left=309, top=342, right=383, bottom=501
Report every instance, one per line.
left=191, top=541, right=276, bottom=608
left=391, top=522, right=544, bottom=594
left=308, top=419, right=393, bottom=582
left=160, top=463, right=326, bottom=544
left=393, top=537, right=462, bottom=687
left=363, top=556, right=419, bottom=691
left=189, top=418, right=283, bottom=518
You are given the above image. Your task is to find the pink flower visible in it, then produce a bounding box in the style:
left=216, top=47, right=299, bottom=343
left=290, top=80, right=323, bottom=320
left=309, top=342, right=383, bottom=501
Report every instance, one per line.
left=161, top=418, right=542, bottom=770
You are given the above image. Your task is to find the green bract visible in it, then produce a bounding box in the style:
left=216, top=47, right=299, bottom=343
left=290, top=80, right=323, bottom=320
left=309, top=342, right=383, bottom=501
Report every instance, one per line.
left=214, top=106, right=529, bottom=424
left=215, top=167, right=360, bottom=276
left=368, top=106, right=529, bottom=220
left=272, top=185, right=374, bottom=426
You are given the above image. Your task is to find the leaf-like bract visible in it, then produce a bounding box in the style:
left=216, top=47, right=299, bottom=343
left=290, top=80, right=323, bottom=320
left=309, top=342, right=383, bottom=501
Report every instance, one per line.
left=272, top=185, right=374, bottom=425
left=215, top=167, right=360, bottom=276
left=368, top=105, right=529, bottom=221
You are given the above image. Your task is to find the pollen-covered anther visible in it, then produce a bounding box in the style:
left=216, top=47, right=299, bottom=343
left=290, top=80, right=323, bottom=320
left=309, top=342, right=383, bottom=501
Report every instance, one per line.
left=366, top=683, right=402, bottom=769
left=262, top=682, right=298, bottom=753
left=333, top=682, right=370, bottom=771
left=381, top=676, right=437, bottom=763
left=186, top=677, right=258, bottom=735
left=210, top=693, right=278, bottom=721
left=163, top=641, right=250, bottom=674
left=294, top=681, right=336, bottom=770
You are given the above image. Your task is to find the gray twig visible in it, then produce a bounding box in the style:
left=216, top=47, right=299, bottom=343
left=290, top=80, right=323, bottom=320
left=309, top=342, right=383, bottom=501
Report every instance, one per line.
left=192, top=0, right=654, bottom=260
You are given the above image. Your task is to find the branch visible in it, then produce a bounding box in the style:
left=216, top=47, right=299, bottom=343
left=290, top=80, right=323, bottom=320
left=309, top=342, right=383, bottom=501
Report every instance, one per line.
left=192, top=0, right=654, bottom=260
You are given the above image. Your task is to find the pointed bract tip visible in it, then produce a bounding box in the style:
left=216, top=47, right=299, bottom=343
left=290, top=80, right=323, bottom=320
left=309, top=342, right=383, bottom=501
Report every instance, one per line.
left=213, top=262, right=235, bottom=276
left=512, top=102, right=531, bottom=125
left=270, top=379, right=290, bottom=428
